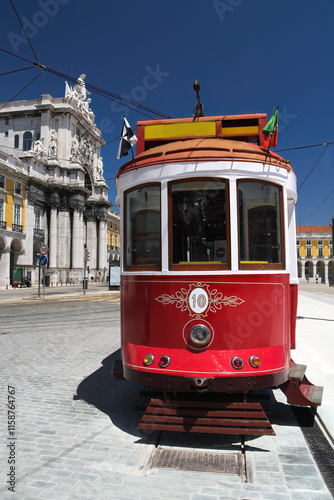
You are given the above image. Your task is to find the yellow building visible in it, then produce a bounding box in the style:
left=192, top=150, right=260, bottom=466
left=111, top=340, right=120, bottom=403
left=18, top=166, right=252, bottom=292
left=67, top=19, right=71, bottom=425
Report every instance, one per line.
left=297, top=225, right=334, bottom=284
left=107, top=209, right=120, bottom=264
left=0, top=153, right=29, bottom=286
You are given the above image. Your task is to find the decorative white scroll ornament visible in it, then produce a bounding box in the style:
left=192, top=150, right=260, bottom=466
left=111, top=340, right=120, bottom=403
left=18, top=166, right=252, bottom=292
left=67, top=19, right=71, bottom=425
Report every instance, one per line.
left=155, top=282, right=244, bottom=318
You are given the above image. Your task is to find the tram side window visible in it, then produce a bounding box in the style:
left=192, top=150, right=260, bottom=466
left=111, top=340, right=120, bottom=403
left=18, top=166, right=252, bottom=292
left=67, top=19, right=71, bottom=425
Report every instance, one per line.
left=124, top=185, right=161, bottom=269
left=170, top=179, right=229, bottom=269
left=238, top=181, right=284, bottom=268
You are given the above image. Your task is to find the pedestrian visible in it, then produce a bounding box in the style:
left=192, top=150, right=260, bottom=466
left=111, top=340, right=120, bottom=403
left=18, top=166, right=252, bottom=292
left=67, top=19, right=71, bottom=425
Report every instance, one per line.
left=316, top=273, right=319, bottom=284
left=306, top=274, right=309, bottom=283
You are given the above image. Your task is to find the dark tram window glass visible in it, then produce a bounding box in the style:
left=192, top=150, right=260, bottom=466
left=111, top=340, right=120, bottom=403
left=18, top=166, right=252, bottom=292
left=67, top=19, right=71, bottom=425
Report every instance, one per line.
left=238, top=181, right=284, bottom=269
left=124, top=184, right=161, bottom=270
left=170, top=179, right=229, bottom=269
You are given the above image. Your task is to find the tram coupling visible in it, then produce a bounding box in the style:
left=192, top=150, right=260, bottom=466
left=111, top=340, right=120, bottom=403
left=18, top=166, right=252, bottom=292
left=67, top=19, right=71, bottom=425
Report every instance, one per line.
left=183, top=377, right=215, bottom=392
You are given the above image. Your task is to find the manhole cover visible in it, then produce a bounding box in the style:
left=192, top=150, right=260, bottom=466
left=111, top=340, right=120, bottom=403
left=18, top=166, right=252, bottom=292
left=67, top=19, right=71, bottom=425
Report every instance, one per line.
left=151, top=449, right=241, bottom=475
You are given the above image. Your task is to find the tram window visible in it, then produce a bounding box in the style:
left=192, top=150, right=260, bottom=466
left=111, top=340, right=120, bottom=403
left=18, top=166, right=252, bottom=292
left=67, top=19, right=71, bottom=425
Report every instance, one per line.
left=124, top=184, right=161, bottom=270
left=238, top=181, right=284, bottom=269
left=170, top=179, right=229, bottom=269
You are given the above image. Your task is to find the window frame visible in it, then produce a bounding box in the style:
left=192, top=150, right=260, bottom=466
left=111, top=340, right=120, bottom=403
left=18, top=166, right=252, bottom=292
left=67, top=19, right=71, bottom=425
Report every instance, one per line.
left=168, top=177, right=230, bottom=271
left=34, top=208, right=41, bottom=230
left=123, top=182, right=162, bottom=272
left=14, top=203, right=20, bottom=226
left=0, top=198, right=4, bottom=221
left=23, top=131, right=32, bottom=151
left=15, top=182, right=21, bottom=195
left=237, top=179, right=285, bottom=270
left=0, top=175, right=4, bottom=189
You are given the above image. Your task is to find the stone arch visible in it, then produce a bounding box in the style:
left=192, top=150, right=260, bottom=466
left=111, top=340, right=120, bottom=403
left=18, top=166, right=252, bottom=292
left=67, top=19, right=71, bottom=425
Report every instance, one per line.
left=328, top=260, right=334, bottom=287
left=0, top=236, right=8, bottom=287
left=33, top=241, right=41, bottom=267
left=84, top=167, right=93, bottom=194
left=316, top=261, right=325, bottom=283
left=0, top=236, right=6, bottom=251
left=10, top=238, right=23, bottom=284
left=304, top=260, right=313, bottom=278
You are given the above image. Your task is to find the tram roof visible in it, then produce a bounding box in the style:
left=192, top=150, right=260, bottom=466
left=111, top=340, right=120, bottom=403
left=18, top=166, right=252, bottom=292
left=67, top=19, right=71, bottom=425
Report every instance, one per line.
left=116, top=137, right=292, bottom=178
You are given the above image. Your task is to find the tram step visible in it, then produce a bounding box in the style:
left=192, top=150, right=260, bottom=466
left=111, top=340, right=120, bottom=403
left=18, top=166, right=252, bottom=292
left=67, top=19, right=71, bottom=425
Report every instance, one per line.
left=280, top=373, right=324, bottom=407
left=138, top=399, right=275, bottom=436
left=300, top=383, right=324, bottom=406
left=289, top=363, right=307, bottom=381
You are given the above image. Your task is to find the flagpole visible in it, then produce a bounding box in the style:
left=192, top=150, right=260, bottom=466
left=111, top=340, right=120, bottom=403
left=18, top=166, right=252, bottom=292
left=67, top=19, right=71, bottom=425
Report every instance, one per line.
left=264, top=131, right=272, bottom=163
left=130, top=145, right=137, bottom=167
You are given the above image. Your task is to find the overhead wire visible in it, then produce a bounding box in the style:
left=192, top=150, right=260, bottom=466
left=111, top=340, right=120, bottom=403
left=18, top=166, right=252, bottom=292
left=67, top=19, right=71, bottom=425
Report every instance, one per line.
left=0, top=9, right=332, bottom=205
left=0, top=47, right=171, bottom=119
left=9, top=0, right=39, bottom=63
left=299, top=187, right=334, bottom=223
left=297, top=143, right=329, bottom=192
left=0, top=69, right=46, bottom=111
left=276, top=141, right=334, bottom=152
left=0, top=66, right=35, bottom=77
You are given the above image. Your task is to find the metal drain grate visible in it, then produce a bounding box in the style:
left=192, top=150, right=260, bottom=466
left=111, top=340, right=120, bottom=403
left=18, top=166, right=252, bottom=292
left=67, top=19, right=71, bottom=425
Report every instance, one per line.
left=151, top=449, right=241, bottom=475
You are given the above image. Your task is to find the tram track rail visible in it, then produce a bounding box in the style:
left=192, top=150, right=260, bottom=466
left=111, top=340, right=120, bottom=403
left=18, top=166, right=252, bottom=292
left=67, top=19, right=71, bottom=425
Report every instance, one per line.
left=293, top=406, right=334, bottom=497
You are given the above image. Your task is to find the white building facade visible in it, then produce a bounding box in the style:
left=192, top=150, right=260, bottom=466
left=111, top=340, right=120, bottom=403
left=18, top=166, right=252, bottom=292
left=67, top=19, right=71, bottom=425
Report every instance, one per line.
left=0, top=76, right=118, bottom=287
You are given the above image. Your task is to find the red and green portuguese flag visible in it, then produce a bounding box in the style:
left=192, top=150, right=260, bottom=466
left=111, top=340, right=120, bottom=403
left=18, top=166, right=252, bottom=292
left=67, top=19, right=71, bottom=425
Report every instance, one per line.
left=263, top=107, right=278, bottom=148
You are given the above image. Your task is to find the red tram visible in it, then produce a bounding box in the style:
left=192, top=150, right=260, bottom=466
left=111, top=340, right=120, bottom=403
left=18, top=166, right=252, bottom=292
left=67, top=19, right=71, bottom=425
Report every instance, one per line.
left=115, top=111, right=323, bottom=416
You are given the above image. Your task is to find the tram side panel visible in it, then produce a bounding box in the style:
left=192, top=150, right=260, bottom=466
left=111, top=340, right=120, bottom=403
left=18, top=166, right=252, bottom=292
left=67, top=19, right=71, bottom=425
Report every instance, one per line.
left=121, top=273, right=291, bottom=392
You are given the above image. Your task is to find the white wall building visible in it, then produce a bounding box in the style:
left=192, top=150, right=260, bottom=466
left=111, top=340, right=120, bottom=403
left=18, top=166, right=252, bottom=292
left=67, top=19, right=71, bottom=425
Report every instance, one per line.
left=0, top=76, right=118, bottom=287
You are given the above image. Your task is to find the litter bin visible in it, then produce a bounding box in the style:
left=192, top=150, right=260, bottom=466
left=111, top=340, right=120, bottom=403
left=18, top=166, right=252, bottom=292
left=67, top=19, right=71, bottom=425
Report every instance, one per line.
left=42, top=275, right=50, bottom=287
left=83, top=278, right=88, bottom=290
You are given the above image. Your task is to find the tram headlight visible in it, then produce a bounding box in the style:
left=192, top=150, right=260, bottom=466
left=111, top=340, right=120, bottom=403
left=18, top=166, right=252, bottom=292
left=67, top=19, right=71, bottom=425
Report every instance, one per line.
left=249, top=355, right=261, bottom=368
left=231, top=357, right=244, bottom=370
left=143, top=354, right=154, bottom=366
left=189, top=325, right=211, bottom=346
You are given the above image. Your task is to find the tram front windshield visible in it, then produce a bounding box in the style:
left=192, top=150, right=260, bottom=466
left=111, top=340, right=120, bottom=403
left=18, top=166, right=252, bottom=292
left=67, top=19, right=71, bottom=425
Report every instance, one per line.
left=171, top=180, right=227, bottom=265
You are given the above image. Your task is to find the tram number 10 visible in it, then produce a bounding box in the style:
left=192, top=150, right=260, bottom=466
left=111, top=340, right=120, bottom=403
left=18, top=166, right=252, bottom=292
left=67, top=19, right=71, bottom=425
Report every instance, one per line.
left=189, top=288, right=209, bottom=314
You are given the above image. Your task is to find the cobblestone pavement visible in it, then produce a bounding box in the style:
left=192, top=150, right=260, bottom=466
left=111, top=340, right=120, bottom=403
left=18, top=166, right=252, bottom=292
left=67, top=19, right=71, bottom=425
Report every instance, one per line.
left=0, top=291, right=332, bottom=500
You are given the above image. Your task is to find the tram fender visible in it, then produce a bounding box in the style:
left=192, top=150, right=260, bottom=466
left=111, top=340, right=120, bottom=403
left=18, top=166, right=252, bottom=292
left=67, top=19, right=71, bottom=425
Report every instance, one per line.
left=279, top=361, right=323, bottom=407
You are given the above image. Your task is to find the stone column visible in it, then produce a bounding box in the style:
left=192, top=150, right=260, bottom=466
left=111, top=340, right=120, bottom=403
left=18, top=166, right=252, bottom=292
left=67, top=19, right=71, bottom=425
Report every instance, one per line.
left=49, top=206, right=58, bottom=268
left=98, top=218, right=108, bottom=272
left=72, top=208, right=84, bottom=268
left=57, top=208, right=70, bottom=269
left=313, top=262, right=317, bottom=279
left=0, top=249, right=10, bottom=289
left=301, top=261, right=305, bottom=279
left=325, top=262, right=329, bottom=285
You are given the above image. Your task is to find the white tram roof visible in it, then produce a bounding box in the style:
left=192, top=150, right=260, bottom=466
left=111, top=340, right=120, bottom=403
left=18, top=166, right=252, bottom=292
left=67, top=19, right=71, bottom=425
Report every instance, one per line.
left=117, top=136, right=293, bottom=179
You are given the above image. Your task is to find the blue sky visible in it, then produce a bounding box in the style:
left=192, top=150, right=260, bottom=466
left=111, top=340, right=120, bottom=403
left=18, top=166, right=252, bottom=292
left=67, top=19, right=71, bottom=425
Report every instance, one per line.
left=1, top=0, right=333, bottom=225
